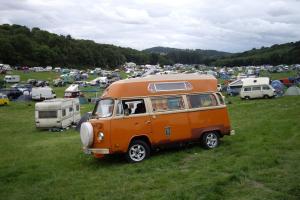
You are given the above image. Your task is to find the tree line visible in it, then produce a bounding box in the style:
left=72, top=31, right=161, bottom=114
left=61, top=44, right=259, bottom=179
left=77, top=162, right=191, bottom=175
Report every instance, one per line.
left=0, top=24, right=170, bottom=69
left=213, top=42, right=300, bottom=66
left=0, top=24, right=299, bottom=68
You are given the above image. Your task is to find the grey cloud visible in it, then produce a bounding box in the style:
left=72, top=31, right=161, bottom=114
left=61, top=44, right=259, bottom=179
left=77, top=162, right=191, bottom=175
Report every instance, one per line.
left=0, top=0, right=299, bottom=52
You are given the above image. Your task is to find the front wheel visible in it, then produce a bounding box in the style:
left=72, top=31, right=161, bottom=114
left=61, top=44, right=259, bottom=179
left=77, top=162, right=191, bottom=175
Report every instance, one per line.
left=126, top=140, right=150, bottom=163
left=201, top=132, right=219, bottom=149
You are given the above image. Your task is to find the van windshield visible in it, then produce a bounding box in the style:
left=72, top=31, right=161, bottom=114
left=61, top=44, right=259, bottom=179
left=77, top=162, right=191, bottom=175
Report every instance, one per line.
left=93, top=99, right=114, bottom=118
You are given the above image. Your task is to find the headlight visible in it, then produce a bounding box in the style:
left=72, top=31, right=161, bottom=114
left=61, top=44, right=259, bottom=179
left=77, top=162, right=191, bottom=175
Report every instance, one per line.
left=98, top=132, right=104, bottom=141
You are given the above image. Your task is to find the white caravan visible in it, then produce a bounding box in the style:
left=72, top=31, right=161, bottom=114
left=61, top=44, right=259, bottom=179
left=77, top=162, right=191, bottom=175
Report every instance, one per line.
left=31, top=87, right=56, bottom=100
left=4, top=75, right=20, bottom=83
left=35, top=98, right=81, bottom=129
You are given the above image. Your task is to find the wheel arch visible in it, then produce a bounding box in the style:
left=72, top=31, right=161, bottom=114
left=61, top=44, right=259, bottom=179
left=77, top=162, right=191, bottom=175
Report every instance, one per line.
left=128, top=135, right=152, bottom=150
left=200, top=129, right=222, bottom=140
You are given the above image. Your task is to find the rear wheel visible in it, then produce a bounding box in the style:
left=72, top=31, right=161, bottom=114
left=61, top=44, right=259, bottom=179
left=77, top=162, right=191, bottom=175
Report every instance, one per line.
left=126, top=140, right=150, bottom=163
left=245, top=96, right=250, bottom=100
left=201, top=132, right=219, bottom=149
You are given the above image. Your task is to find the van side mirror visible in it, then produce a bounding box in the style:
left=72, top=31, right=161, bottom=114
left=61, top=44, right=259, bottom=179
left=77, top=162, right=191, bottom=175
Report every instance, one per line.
left=124, top=108, right=130, bottom=116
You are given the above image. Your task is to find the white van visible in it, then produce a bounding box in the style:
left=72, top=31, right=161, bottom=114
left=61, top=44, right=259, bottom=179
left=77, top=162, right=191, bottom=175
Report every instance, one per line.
left=4, top=75, right=20, bottom=83
left=31, top=87, right=56, bottom=100
left=35, top=98, right=81, bottom=129
left=240, top=85, right=276, bottom=99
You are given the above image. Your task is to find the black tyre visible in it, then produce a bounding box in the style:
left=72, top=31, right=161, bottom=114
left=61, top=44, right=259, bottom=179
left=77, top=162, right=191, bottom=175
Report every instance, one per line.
left=263, top=95, right=269, bottom=99
left=126, top=140, right=150, bottom=163
left=245, top=96, right=250, bottom=100
left=201, top=132, right=219, bottom=149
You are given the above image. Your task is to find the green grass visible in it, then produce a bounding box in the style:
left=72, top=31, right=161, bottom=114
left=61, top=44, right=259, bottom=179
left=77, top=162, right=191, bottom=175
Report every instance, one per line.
left=260, top=71, right=298, bottom=80
left=0, top=71, right=299, bottom=199
left=2, top=70, right=61, bottom=82
left=0, top=96, right=299, bottom=200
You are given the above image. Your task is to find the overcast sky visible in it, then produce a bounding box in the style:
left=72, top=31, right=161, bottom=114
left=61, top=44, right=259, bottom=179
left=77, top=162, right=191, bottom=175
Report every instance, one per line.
left=1, top=0, right=300, bottom=52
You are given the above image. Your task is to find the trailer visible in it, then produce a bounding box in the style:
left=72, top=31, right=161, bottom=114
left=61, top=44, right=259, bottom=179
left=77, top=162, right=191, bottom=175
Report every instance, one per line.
left=4, top=75, right=20, bottom=83
left=35, top=98, right=81, bottom=129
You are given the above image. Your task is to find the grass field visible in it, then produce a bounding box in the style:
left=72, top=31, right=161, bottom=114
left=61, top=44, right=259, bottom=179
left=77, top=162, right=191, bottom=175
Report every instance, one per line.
left=0, top=71, right=300, bottom=199
left=0, top=96, right=300, bottom=199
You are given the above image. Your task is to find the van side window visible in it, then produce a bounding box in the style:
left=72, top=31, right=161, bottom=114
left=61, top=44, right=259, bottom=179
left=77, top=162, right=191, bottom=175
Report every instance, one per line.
left=262, top=86, right=270, bottom=90
left=187, top=93, right=218, bottom=108
left=252, top=86, right=261, bottom=91
left=76, top=105, right=80, bottom=111
left=151, top=96, right=184, bottom=112
left=69, top=107, right=73, bottom=112
left=244, top=87, right=251, bottom=91
left=122, top=99, right=146, bottom=115
left=216, top=93, right=224, bottom=105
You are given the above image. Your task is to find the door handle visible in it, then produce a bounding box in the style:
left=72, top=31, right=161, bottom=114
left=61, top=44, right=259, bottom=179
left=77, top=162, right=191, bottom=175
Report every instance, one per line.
left=145, top=120, right=151, bottom=124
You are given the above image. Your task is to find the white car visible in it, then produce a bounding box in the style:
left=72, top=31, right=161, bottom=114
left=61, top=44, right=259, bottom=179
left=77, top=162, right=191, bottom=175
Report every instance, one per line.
left=240, top=84, right=276, bottom=99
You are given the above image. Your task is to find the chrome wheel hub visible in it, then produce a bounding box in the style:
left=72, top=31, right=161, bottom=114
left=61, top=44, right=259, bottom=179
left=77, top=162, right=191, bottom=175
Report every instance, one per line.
left=129, top=144, right=146, bottom=162
left=206, top=133, right=218, bottom=148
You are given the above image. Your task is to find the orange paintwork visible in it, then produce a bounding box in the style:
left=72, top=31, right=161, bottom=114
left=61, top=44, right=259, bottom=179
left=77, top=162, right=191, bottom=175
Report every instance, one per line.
left=102, top=74, right=217, bottom=98
left=89, top=74, right=231, bottom=157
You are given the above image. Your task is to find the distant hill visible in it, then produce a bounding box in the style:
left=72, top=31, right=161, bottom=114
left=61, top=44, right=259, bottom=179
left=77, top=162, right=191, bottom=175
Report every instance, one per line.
left=144, top=46, right=231, bottom=57
left=213, top=41, right=300, bottom=66
left=143, top=46, right=231, bottom=65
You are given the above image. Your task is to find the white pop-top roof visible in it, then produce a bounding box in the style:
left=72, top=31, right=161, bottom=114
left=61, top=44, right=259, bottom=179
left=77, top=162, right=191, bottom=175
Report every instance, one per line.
left=242, top=77, right=270, bottom=86
left=65, top=84, right=79, bottom=92
left=229, top=77, right=270, bottom=87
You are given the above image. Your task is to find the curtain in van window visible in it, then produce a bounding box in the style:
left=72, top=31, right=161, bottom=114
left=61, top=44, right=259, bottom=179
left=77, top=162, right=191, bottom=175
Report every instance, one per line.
left=151, top=96, right=184, bottom=112
left=187, top=94, right=218, bottom=108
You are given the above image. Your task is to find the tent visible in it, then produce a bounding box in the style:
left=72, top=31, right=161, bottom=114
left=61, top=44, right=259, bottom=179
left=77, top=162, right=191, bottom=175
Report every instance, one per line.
left=285, top=86, right=300, bottom=96
left=271, top=80, right=285, bottom=96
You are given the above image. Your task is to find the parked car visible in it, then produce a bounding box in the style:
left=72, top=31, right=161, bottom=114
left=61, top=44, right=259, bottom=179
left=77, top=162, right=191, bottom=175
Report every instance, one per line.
left=35, top=98, right=80, bottom=129
left=0, top=88, right=23, bottom=100
left=80, top=74, right=234, bottom=163
left=280, top=78, right=294, bottom=87
left=240, top=84, right=276, bottom=99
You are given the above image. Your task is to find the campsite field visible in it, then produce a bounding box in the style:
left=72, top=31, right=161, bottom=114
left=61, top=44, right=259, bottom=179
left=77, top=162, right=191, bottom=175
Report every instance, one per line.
left=0, top=70, right=300, bottom=200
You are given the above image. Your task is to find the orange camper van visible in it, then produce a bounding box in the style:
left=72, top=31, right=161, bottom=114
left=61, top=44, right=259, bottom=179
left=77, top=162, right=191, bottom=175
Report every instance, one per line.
left=80, top=74, right=234, bottom=162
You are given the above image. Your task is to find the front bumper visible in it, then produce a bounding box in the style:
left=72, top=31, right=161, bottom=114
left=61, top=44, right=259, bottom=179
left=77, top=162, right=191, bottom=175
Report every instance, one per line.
left=83, top=147, right=110, bottom=155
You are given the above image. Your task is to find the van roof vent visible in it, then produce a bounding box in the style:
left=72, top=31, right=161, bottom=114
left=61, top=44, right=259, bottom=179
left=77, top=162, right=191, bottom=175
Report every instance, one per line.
left=148, top=81, right=193, bottom=93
